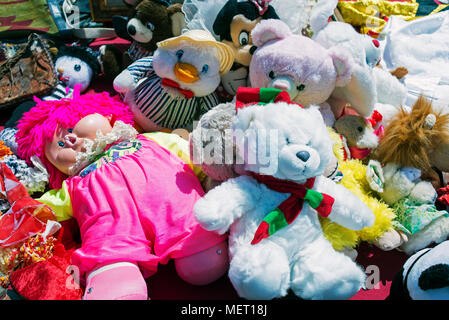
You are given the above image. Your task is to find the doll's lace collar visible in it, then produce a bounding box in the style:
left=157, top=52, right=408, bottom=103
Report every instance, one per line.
left=68, top=121, right=138, bottom=176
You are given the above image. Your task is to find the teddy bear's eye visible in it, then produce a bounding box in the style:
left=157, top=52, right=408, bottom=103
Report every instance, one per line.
left=74, top=64, right=81, bottom=72
left=357, top=126, right=363, bottom=132
left=297, top=84, right=306, bottom=91
left=286, top=137, right=290, bottom=145
left=176, top=50, right=184, bottom=60
left=269, top=71, right=275, bottom=79
left=201, top=64, right=209, bottom=73
left=146, top=22, right=154, bottom=31
left=238, top=31, right=249, bottom=46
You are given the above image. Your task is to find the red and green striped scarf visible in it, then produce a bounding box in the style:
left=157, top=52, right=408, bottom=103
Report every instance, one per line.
left=249, top=172, right=334, bottom=245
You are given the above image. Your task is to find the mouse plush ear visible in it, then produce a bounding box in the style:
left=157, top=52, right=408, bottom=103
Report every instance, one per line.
left=327, top=46, right=353, bottom=87
left=251, top=19, right=292, bottom=47
left=168, top=4, right=186, bottom=36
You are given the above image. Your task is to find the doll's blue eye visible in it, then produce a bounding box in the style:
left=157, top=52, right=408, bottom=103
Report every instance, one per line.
left=74, top=64, right=81, bottom=72
left=176, top=50, right=184, bottom=60
left=58, top=141, right=65, bottom=147
left=201, top=64, right=208, bottom=73
left=67, top=128, right=73, bottom=133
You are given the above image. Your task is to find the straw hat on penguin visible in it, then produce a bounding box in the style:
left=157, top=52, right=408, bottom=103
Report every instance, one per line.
left=157, top=29, right=235, bottom=76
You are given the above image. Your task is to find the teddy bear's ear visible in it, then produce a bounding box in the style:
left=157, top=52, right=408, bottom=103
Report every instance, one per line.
left=327, top=46, right=353, bottom=87
left=251, top=19, right=292, bottom=48
left=167, top=4, right=186, bottom=36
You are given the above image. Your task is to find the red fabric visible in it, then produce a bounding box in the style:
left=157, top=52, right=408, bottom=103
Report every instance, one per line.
left=437, top=185, right=449, bottom=206
left=348, top=146, right=372, bottom=159
left=250, top=220, right=270, bottom=245
left=9, top=244, right=83, bottom=300
left=161, top=78, right=194, bottom=99
left=315, top=193, right=333, bottom=218
left=235, top=87, right=262, bottom=109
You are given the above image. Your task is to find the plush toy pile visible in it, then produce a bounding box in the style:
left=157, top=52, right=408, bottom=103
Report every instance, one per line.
left=0, top=0, right=449, bottom=301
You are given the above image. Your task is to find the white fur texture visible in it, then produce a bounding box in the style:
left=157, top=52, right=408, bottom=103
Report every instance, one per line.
left=313, top=21, right=377, bottom=117
left=194, top=103, right=374, bottom=300
left=373, top=67, right=407, bottom=107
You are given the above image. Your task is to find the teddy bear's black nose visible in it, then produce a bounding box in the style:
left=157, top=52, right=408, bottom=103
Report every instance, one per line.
left=127, top=24, right=136, bottom=36
left=296, top=151, right=310, bottom=162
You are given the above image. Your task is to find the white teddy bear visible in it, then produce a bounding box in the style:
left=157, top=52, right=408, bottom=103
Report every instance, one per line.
left=194, top=96, right=375, bottom=300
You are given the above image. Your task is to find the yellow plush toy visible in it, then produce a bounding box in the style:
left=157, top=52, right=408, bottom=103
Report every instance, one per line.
left=320, top=127, right=396, bottom=256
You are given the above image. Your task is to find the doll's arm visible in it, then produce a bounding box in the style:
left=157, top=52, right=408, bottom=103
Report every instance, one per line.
left=194, top=175, right=262, bottom=234
left=315, top=176, right=375, bottom=231
left=37, top=181, right=73, bottom=222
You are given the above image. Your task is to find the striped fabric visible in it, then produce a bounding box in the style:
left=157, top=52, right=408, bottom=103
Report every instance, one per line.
left=128, top=42, right=152, bottom=62
left=42, top=81, right=73, bottom=101
left=128, top=56, right=219, bottom=130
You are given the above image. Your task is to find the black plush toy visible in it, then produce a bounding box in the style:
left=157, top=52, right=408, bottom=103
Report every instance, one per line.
left=111, top=0, right=186, bottom=65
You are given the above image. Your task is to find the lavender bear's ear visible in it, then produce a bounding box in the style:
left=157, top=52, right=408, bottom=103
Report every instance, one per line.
left=251, top=19, right=292, bottom=48
left=327, top=46, right=353, bottom=87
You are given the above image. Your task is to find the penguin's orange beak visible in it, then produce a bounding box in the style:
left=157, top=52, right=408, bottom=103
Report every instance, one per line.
left=174, top=62, right=199, bottom=83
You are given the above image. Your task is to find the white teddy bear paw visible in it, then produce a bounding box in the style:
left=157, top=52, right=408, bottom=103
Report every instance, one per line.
left=193, top=197, right=233, bottom=234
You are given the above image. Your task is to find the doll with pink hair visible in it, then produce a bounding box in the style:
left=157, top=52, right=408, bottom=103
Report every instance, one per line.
left=15, top=91, right=228, bottom=300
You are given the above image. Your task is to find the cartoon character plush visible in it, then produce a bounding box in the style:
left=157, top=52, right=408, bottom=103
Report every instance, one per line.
left=388, top=240, right=449, bottom=300
left=15, top=91, right=229, bottom=300
left=114, top=29, right=234, bottom=132
left=248, top=19, right=354, bottom=126
left=111, top=0, right=186, bottom=64
left=212, top=0, right=279, bottom=99
left=193, top=88, right=375, bottom=300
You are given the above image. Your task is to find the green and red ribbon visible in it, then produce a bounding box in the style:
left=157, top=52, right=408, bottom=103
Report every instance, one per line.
left=235, top=87, right=303, bottom=111
left=249, top=172, right=334, bottom=245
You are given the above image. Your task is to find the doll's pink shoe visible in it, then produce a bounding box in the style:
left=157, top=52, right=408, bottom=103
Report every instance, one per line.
left=83, top=262, right=148, bottom=300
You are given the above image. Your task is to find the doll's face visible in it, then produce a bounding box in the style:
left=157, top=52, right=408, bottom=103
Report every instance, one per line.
left=45, top=113, right=113, bottom=175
